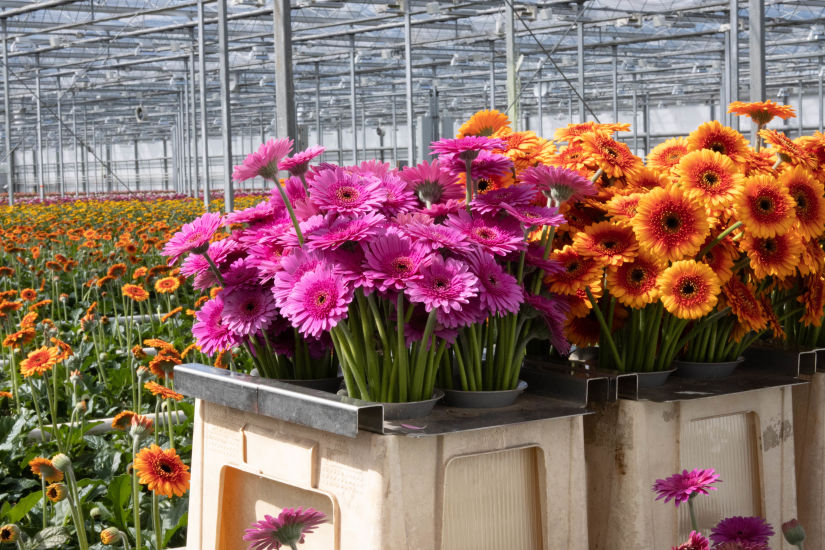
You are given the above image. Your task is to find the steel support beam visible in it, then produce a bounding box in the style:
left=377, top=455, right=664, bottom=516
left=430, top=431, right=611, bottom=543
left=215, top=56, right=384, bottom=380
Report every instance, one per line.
left=273, top=0, right=296, bottom=142
left=314, top=62, right=322, bottom=146
left=749, top=0, right=765, bottom=102
left=2, top=18, right=12, bottom=205
left=612, top=45, right=619, bottom=124
left=35, top=64, right=44, bottom=201
left=188, top=45, right=198, bottom=198
left=505, top=0, right=519, bottom=129
left=577, top=2, right=585, bottom=123
left=133, top=139, right=140, bottom=191
left=729, top=0, right=740, bottom=130
left=56, top=76, right=63, bottom=196
left=404, top=1, right=415, bottom=166
left=391, top=85, right=398, bottom=166
left=349, top=34, right=357, bottom=164
left=217, top=0, right=233, bottom=212
left=197, top=0, right=210, bottom=210
left=489, top=40, right=495, bottom=110
left=819, top=70, right=823, bottom=133
left=72, top=95, right=78, bottom=195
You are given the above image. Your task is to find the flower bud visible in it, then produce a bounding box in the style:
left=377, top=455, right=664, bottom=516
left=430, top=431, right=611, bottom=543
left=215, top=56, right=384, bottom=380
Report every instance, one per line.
left=70, top=369, right=82, bottom=384
left=0, top=524, right=20, bottom=543
left=100, top=527, right=121, bottom=545
left=46, top=482, right=68, bottom=503
left=129, top=414, right=154, bottom=440
left=90, top=507, right=101, bottom=519
left=782, top=518, right=806, bottom=545
left=51, top=453, right=72, bottom=473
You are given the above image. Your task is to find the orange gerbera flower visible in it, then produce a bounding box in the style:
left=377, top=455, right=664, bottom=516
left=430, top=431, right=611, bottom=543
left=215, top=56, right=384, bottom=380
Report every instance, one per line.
left=554, top=122, right=597, bottom=143
left=759, top=129, right=818, bottom=170
left=2, top=328, right=35, bottom=349
left=132, top=266, right=148, bottom=280
left=20, top=288, right=37, bottom=302
left=144, top=381, right=184, bottom=402
left=606, top=192, right=644, bottom=226
left=148, top=350, right=181, bottom=380
left=722, top=278, right=767, bottom=332
left=122, top=284, right=149, bottom=302
left=647, top=137, right=689, bottom=174
left=546, top=245, right=606, bottom=295
left=551, top=143, right=589, bottom=171
left=161, top=307, right=183, bottom=323
left=19, top=347, right=59, bottom=378
left=107, top=263, right=127, bottom=279
left=799, top=273, right=825, bottom=327
left=563, top=304, right=627, bottom=348
left=799, top=237, right=825, bottom=276
left=627, top=167, right=667, bottom=190
left=573, top=221, right=639, bottom=266
left=457, top=109, right=511, bottom=138
left=673, top=149, right=743, bottom=211
left=605, top=252, right=663, bottom=308
left=740, top=231, right=802, bottom=279
left=796, top=132, right=825, bottom=171
left=728, top=100, right=796, bottom=125
left=566, top=281, right=603, bottom=317
left=143, top=338, right=175, bottom=351
left=154, top=277, right=180, bottom=294
left=50, top=337, right=73, bottom=361
left=112, top=410, right=138, bottom=431
left=779, top=166, right=825, bottom=240
left=658, top=260, right=721, bottom=320
left=580, top=130, right=643, bottom=179
left=697, top=233, right=738, bottom=284
left=734, top=175, right=796, bottom=238
left=29, top=457, right=63, bottom=483
left=687, top=121, right=750, bottom=164
left=631, top=187, right=710, bottom=262
left=134, top=444, right=190, bottom=498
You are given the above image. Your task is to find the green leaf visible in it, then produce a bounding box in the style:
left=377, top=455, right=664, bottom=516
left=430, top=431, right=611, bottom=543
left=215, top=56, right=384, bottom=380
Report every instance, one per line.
left=106, top=473, right=131, bottom=530
left=33, top=526, right=70, bottom=549
left=6, top=490, right=43, bottom=524
left=0, top=415, right=29, bottom=452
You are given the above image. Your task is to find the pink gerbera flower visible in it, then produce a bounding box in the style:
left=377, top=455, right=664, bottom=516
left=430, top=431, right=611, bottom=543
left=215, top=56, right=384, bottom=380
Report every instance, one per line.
left=232, top=137, right=293, bottom=182
left=307, top=212, right=385, bottom=251
left=221, top=286, right=278, bottom=336
left=278, top=145, right=325, bottom=176
left=525, top=293, right=571, bottom=355
left=242, top=507, right=327, bottom=550
left=281, top=266, right=353, bottom=337
left=402, top=221, right=472, bottom=254
left=672, top=531, right=710, bottom=550
left=400, top=159, right=464, bottom=205
left=423, top=199, right=463, bottom=219
left=377, top=172, right=418, bottom=216
left=352, top=159, right=391, bottom=178
left=445, top=210, right=525, bottom=256
left=430, top=136, right=505, bottom=161
left=270, top=176, right=306, bottom=207
left=710, top=516, right=774, bottom=547
left=520, top=164, right=596, bottom=205
left=192, top=296, right=239, bottom=355
left=653, top=468, right=721, bottom=507
left=471, top=183, right=537, bottom=214
left=271, top=249, right=325, bottom=308
left=181, top=238, right=242, bottom=290
left=224, top=200, right=277, bottom=227
left=503, top=204, right=565, bottom=228
left=467, top=251, right=522, bottom=316
left=442, top=150, right=513, bottom=181
left=406, top=256, right=479, bottom=315
left=308, top=167, right=383, bottom=215
left=436, top=295, right=487, bottom=329
left=162, top=211, right=224, bottom=265
left=363, top=229, right=430, bottom=292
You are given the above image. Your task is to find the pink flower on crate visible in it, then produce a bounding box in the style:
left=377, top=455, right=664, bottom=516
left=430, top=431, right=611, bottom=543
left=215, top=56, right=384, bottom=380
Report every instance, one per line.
left=192, top=297, right=239, bottom=356
left=221, top=286, right=278, bottom=336
left=525, top=293, right=571, bottom=355
left=441, top=150, right=513, bottom=181
left=232, top=138, right=293, bottom=182
left=710, top=516, right=774, bottom=548
left=430, top=136, right=505, bottom=161
left=272, top=249, right=326, bottom=308
left=653, top=468, right=720, bottom=507
left=161, top=211, right=223, bottom=265
left=471, top=184, right=537, bottom=214
left=307, top=212, right=385, bottom=251
left=713, top=542, right=769, bottom=550
left=400, top=159, right=464, bottom=205
left=281, top=265, right=353, bottom=338
left=423, top=199, right=463, bottom=219
left=270, top=177, right=307, bottom=208
left=406, top=256, right=479, bottom=315
left=402, top=221, right=472, bottom=254
left=181, top=238, right=242, bottom=290
left=363, top=229, right=430, bottom=292
left=224, top=200, right=278, bottom=227
left=503, top=204, right=565, bottom=228
left=242, top=506, right=327, bottom=550
left=445, top=210, right=525, bottom=257
left=308, top=167, right=383, bottom=215
left=377, top=172, right=418, bottom=216
left=672, top=530, right=710, bottom=550
left=278, top=145, right=325, bottom=176
left=467, top=251, right=522, bottom=316
left=436, top=295, right=486, bottom=329
left=520, top=164, right=596, bottom=205
left=352, top=159, right=391, bottom=178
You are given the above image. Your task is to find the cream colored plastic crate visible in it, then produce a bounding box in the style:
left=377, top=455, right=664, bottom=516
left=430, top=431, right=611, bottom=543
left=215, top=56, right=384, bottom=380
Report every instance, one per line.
left=186, top=398, right=589, bottom=550
left=584, top=385, right=797, bottom=550
left=793, top=371, right=825, bottom=550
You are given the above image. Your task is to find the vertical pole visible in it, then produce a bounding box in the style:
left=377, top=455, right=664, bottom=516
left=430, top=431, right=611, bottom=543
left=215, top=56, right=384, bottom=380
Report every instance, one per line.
left=217, top=0, right=233, bottom=212
left=56, top=77, right=64, bottom=196
left=632, top=90, right=638, bottom=154
left=349, top=34, right=357, bottom=164
left=2, top=18, right=12, bottom=206
left=72, top=96, right=78, bottom=195
left=489, top=40, right=495, bottom=110
left=577, top=1, right=585, bottom=123
left=749, top=0, right=765, bottom=142
left=360, top=98, right=366, bottom=161
left=722, top=34, right=730, bottom=126
left=643, top=93, right=650, bottom=153
left=162, top=138, right=169, bottom=190
left=134, top=139, right=140, bottom=191
left=336, top=120, right=343, bottom=164
left=82, top=105, right=88, bottom=195
left=188, top=45, right=198, bottom=198
left=197, top=0, right=210, bottom=209
left=568, top=91, right=573, bottom=124
left=798, top=82, right=804, bottom=137
left=505, top=0, right=519, bottom=130
left=819, top=70, right=823, bottom=133
left=729, top=0, right=740, bottom=130
left=612, top=45, right=619, bottom=124
left=182, top=86, right=191, bottom=196
left=391, top=85, right=398, bottom=166
left=314, top=62, right=322, bottom=146
left=537, top=67, right=544, bottom=137
left=35, top=63, right=44, bottom=201
left=273, top=0, right=296, bottom=141
left=404, top=0, right=415, bottom=165
left=105, top=141, right=112, bottom=192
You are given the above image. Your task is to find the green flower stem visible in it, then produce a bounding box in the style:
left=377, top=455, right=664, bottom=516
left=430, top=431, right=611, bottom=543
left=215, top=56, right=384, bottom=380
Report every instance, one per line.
left=152, top=493, right=163, bottom=550
left=202, top=254, right=226, bottom=287
left=696, top=221, right=742, bottom=260
left=271, top=179, right=304, bottom=245
left=66, top=466, right=89, bottom=550
left=395, top=294, right=409, bottom=402
left=43, top=371, right=64, bottom=453
left=590, top=167, right=604, bottom=183
left=118, top=531, right=132, bottom=550
left=464, top=157, right=474, bottom=213
left=25, top=378, right=48, bottom=444
left=454, top=346, right=470, bottom=391
left=41, top=476, right=48, bottom=530
left=131, top=436, right=143, bottom=550
left=585, top=288, right=624, bottom=371
left=410, top=311, right=438, bottom=401
left=687, top=496, right=699, bottom=532
left=8, top=345, right=20, bottom=413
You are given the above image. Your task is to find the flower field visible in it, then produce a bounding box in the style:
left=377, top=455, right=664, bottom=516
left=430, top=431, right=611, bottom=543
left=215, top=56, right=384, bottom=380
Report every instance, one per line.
left=0, top=194, right=262, bottom=549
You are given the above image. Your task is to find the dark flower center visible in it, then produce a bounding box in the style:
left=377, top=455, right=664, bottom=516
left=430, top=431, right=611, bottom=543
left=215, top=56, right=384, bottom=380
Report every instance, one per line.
left=663, top=213, right=681, bottom=232
left=681, top=281, right=697, bottom=296
left=701, top=172, right=719, bottom=187
left=629, top=268, right=646, bottom=284
left=794, top=192, right=808, bottom=211
left=391, top=257, right=414, bottom=275
left=475, top=227, right=496, bottom=240
left=477, top=179, right=492, bottom=192
left=758, top=197, right=774, bottom=212
left=763, top=238, right=778, bottom=253
left=434, top=278, right=448, bottom=290
left=601, top=239, right=618, bottom=251
left=567, top=261, right=580, bottom=273
left=709, top=141, right=726, bottom=154
left=314, top=291, right=329, bottom=306
left=336, top=186, right=359, bottom=203
left=158, top=462, right=173, bottom=475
